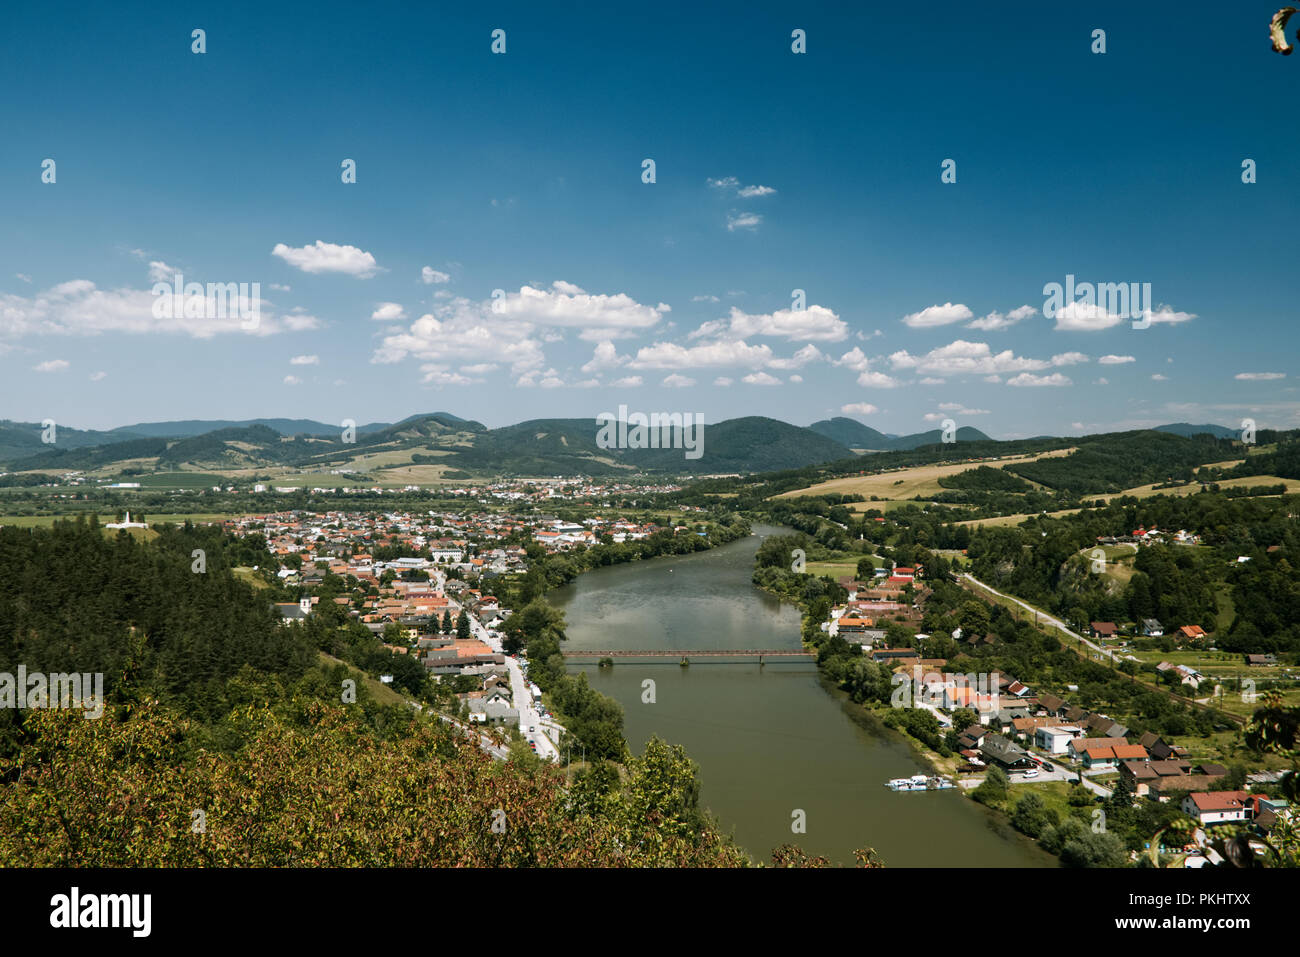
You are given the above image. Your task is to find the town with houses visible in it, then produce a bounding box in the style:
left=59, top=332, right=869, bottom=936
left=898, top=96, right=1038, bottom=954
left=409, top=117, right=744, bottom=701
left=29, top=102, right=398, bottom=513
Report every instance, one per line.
left=816, top=557, right=1294, bottom=865
left=242, top=505, right=693, bottom=761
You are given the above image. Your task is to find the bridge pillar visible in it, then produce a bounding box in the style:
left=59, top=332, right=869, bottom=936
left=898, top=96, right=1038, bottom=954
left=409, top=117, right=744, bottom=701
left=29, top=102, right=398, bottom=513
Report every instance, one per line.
left=680, top=657, right=689, bottom=667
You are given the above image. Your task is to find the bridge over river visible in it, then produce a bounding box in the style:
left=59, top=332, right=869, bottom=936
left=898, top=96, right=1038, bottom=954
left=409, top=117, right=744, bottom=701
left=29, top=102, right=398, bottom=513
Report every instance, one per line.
left=561, top=649, right=814, bottom=662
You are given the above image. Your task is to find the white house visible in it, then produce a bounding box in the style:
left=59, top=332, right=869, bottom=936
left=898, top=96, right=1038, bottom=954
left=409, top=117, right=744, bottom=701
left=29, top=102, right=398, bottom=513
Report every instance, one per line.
left=1182, top=791, right=1252, bottom=825
left=1036, top=725, right=1084, bottom=754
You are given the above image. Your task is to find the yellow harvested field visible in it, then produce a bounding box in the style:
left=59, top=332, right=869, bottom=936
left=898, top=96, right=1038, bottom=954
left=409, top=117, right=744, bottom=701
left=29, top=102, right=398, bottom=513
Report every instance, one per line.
left=954, top=509, right=1083, bottom=527
left=1096, top=474, right=1300, bottom=502
left=777, top=448, right=1075, bottom=501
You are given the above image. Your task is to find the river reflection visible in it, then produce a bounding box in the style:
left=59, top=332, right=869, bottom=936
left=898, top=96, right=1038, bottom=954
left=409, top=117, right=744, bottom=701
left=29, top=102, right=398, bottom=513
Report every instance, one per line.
left=550, top=525, right=1057, bottom=867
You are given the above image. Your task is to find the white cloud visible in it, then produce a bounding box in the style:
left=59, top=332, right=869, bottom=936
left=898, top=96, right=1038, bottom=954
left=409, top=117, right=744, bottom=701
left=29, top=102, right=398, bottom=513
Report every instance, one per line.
left=767, top=344, right=827, bottom=369
left=789, top=374, right=803, bottom=383
left=421, top=266, right=451, bottom=285
left=841, top=402, right=878, bottom=416
left=281, top=312, right=322, bottom=332
left=1051, top=351, right=1089, bottom=366
left=610, top=375, right=644, bottom=387
left=726, top=212, right=762, bottom=232
left=661, top=373, right=696, bottom=388
left=581, top=340, right=626, bottom=374
left=628, top=338, right=772, bottom=370
left=371, top=302, right=406, bottom=321
left=271, top=240, right=380, bottom=277
left=713, top=376, right=733, bottom=387
left=375, top=302, right=545, bottom=374
left=902, top=302, right=973, bottom=329
left=857, top=370, right=901, bottom=388
left=270, top=283, right=291, bottom=292
left=1053, top=300, right=1124, bottom=331
left=516, top=367, right=566, bottom=389
left=835, top=347, right=871, bottom=373
left=709, top=176, right=776, bottom=199
left=1141, top=306, right=1195, bottom=325
left=34, top=358, right=69, bottom=373
left=742, top=371, right=782, bottom=386
left=147, top=261, right=177, bottom=283
left=1099, top=354, right=1136, bottom=364
left=918, top=377, right=946, bottom=385
left=461, top=363, right=499, bottom=375
left=0, top=279, right=303, bottom=340
left=691, top=294, right=720, bottom=302
left=490, top=281, right=667, bottom=339
left=1151, top=373, right=1168, bottom=381
left=14, top=273, right=32, bottom=284
left=692, top=305, right=847, bottom=342
left=283, top=375, right=301, bottom=386
left=421, top=364, right=476, bottom=386
left=289, top=354, right=319, bottom=365
left=1007, top=372, right=1071, bottom=387
left=375, top=283, right=668, bottom=375
left=1235, top=372, right=1285, bottom=380
left=890, top=340, right=1052, bottom=378
left=89, top=371, right=106, bottom=381
left=966, top=304, right=1035, bottom=331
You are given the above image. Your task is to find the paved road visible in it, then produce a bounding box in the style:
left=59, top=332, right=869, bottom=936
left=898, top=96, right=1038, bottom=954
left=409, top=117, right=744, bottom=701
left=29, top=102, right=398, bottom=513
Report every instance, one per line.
left=419, top=705, right=510, bottom=761
left=961, top=573, right=1119, bottom=663
left=959, top=762, right=1113, bottom=798
left=465, top=608, right=561, bottom=762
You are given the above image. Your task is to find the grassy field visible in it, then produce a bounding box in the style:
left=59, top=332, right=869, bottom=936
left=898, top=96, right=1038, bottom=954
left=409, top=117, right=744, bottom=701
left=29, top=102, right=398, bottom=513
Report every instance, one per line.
left=806, top=559, right=861, bottom=578
left=128, top=472, right=228, bottom=489
left=1095, top=474, right=1300, bottom=502
left=232, top=565, right=272, bottom=590
left=776, top=448, right=1076, bottom=501
left=0, top=512, right=239, bottom=528
left=318, top=652, right=410, bottom=708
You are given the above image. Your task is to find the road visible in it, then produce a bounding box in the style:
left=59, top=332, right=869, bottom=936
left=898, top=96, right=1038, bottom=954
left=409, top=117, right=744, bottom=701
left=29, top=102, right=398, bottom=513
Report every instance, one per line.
left=465, top=607, right=562, bottom=762
left=416, top=704, right=510, bottom=761
left=958, top=761, right=1113, bottom=797
left=960, top=573, right=1120, bottom=663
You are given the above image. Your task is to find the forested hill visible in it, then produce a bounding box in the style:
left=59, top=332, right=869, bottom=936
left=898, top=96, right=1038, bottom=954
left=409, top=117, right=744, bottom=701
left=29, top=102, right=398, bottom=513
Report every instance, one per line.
left=0, top=518, right=315, bottom=722
left=0, top=519, right=812, bottom=867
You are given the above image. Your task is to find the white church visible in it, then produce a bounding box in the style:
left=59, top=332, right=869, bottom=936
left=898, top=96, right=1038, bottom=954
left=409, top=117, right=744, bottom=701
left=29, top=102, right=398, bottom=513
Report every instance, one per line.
left=106, top=511, right=148, bottom=529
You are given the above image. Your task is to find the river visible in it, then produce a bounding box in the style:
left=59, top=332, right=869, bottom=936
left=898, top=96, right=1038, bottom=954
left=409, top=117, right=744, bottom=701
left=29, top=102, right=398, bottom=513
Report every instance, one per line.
left=550, top=524, right=1057, bottom=867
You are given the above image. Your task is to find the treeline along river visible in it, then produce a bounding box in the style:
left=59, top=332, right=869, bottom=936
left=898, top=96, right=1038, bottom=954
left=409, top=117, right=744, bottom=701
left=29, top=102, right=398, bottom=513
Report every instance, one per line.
left=551, top=525, right=1057, bottom=866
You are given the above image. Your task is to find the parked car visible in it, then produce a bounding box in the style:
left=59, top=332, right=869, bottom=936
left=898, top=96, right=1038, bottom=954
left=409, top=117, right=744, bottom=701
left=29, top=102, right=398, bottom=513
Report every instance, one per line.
left=1022, top=767, right=1040, bottom=778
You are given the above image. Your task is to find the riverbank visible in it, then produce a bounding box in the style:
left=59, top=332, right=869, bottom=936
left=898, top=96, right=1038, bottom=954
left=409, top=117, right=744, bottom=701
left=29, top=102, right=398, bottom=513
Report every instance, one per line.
left=746, top=537, right=1069, bottom=865
left=551, top=525, right=1058, bottom=867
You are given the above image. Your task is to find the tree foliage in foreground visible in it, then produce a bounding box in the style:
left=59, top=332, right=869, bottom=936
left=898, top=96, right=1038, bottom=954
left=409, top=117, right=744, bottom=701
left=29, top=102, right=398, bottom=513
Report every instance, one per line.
left=0, top=703, right=752, bottom=867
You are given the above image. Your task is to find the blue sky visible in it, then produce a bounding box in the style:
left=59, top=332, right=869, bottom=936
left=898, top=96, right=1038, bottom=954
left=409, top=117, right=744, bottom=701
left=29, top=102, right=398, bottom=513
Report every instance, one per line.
left=2, top=2, right=1297, bottom=438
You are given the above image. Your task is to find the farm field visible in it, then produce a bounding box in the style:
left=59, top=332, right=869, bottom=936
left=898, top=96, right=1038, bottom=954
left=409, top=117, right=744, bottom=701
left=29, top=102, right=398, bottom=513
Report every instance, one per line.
left=0, top=512, right=239, bottom=528
left=776, top=448, right=1076, bottom=501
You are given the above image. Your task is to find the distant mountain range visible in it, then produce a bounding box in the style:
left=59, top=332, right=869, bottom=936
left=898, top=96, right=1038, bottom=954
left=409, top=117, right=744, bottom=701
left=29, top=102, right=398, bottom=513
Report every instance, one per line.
left=807, top=417, right=992, bottom=450
left=1151, top=422, right=1242, bottom=440
left=0, top=412, right=1245, bottom=479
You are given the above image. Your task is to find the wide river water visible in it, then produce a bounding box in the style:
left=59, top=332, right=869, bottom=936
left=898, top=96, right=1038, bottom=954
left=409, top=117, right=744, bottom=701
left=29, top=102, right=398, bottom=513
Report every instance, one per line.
left=551, top=524, right=1057, bottom=867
